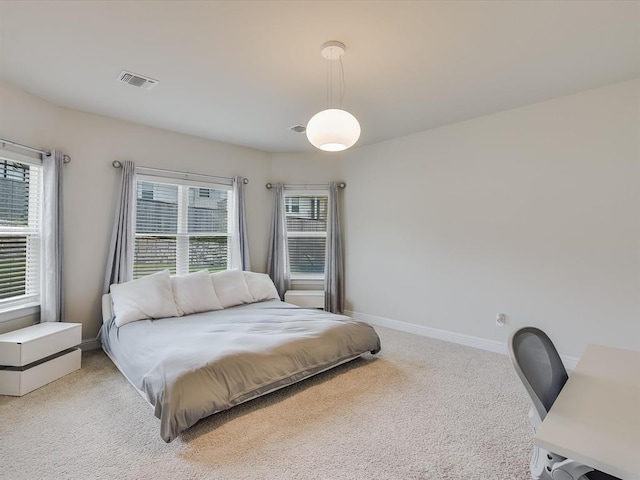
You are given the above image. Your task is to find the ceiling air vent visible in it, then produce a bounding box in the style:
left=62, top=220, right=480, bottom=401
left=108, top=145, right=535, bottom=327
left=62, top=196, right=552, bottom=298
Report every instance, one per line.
left=289, top=125, right=306, bottom=133
left=118, top=70, right=158, bottom=90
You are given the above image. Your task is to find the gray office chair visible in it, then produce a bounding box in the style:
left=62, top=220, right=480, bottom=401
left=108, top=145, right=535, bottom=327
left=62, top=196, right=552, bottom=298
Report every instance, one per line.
left=509, top=327, right=620, bottom=480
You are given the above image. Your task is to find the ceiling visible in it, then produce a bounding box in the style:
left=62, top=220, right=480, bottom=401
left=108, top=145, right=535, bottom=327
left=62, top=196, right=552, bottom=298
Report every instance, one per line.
left=0, top=1, right=638, bottom=153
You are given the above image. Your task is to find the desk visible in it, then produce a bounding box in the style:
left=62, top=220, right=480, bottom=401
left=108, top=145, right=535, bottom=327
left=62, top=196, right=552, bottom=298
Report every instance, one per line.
left=534, top=345, right=640, bottom=480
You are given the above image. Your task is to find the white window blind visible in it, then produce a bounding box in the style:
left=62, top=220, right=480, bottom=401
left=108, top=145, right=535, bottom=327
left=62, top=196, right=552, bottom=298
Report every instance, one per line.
left=134, top=176, right=231, bottom=278
left=0, top=155, right=42, bottom=309
left=285, top=192, right=328, bottom=278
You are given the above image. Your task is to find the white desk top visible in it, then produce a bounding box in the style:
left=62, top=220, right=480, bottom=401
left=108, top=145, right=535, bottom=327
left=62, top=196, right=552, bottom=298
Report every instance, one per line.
left=534, top=344, right=640, bottom=480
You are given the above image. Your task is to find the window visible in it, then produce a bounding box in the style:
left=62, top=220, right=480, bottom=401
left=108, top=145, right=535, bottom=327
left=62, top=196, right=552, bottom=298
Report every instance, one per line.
left=285, top=196, right=300, bottom=214
left=134, top=176, right=231, bottom=278
left=285, top=191, right=328, bottom=278
left=0, top=152, right=42, bottom=311
left=139, top=182, right=154, bottom=201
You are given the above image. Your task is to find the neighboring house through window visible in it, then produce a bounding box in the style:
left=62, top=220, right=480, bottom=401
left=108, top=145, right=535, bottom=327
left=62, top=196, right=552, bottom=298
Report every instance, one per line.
left=139, top=182, right=154, bottom=201
left=285, top=196, right=300, bottom=214
left=133, top=175, right=231, bottom=278
left=284, top=190, right=328, bottom=279
left=0, top=150, right=43, bottom=313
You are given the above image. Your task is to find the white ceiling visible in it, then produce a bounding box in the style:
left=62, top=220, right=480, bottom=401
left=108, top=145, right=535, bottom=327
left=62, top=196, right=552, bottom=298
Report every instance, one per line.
left=0, top=1, right=638, bottom=153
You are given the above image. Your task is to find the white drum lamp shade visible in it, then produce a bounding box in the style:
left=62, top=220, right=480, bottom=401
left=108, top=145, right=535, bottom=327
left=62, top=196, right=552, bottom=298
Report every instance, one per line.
left=306, top=108, right=361, bottom=152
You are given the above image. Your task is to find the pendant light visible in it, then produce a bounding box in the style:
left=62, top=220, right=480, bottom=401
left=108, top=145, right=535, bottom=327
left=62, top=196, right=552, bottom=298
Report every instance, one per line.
left=306, top=41, right=361, bottom=152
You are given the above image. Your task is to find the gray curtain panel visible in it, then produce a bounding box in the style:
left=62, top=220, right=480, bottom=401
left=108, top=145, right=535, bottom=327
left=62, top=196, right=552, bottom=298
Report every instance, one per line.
left=103, top=160, right=135, bottom=293
left=41, top=151, right=65, bottom=322
left=266, top=183, right=290, bottom=299
left=232, top=176, right=251, bottom=271
left=324, top=182, right=344, bottom=313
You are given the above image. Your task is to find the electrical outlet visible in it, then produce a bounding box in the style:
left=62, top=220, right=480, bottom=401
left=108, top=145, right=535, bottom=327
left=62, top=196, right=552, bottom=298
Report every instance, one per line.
left=496, top=313, right=506, bottom=327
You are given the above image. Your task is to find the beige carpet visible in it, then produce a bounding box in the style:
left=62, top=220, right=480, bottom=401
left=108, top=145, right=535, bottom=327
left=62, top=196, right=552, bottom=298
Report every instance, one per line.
left=0, top=327, right=532, bottom=480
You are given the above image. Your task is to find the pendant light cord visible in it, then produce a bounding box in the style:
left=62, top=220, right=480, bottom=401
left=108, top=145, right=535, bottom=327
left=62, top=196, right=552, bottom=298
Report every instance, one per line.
left=326, top=56, right=330, bottom=109
left=322, top=45, right=347, bottom=110
left=339, top=56, right=345, bottom=109
left=330, top=54, right=334, bottom=108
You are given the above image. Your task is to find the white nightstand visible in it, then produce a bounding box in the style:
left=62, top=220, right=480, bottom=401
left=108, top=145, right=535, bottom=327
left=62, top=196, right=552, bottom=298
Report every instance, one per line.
left=284, top=290, right=325, bottom=309
left=0, top=322, right=82, bottom=396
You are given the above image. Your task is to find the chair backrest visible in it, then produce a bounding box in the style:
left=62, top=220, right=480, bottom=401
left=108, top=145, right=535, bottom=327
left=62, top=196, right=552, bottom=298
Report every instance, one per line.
left=508, top=327, right=568, bottom=421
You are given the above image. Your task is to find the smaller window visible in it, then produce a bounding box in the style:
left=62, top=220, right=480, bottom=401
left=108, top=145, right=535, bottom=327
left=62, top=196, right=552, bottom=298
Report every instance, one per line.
left=198, top=188, right=210, bottom=198
left=284, top=192, right=328, bottom=278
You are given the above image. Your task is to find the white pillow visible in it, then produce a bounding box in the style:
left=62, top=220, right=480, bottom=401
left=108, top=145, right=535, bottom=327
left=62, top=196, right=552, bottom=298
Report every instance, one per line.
left=243, top=271, right=280, bottom=302
left=171, top=270, right=223, bottom=315
left=210, top=270, right=254, bottom=308
left=110, top=270, right=180, bottom=327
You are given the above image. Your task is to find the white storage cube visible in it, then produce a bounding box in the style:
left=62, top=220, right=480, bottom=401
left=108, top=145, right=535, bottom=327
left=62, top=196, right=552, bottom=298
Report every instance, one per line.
left=0, top=322, right=82, bottom=397
left=0, top=348, right=81, bottom=396
left=0, top=322, right=81, bottom=367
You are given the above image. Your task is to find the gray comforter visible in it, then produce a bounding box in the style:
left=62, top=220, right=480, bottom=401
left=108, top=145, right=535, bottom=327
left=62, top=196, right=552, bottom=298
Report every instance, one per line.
left=100, top=300, right=381, bottom=442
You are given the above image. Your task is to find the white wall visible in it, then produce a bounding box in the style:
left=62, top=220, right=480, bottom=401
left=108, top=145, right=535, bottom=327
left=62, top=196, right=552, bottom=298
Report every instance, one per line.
left=3, top=78, right=639, bottom=358
left=0, top=80, right=272, bottom=339
left=0, top=81, right=58, bottom=148
left=270, top=151, right=341, bottom=185
left=339, top=78, right=640, bottom=357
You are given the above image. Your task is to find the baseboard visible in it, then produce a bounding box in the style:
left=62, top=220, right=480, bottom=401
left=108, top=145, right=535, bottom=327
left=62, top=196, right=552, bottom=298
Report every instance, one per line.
left=80, top=338, right=101, bottom=351
left=345, top=309, right=579, bottom=371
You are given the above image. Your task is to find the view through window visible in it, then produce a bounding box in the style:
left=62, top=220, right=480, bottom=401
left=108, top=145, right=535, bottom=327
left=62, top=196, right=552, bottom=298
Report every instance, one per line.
left=134, top=177, right=231, bottom=278
left=0, top=154, right=42, bottom=310
left=285, top=192, right=328, bottom=277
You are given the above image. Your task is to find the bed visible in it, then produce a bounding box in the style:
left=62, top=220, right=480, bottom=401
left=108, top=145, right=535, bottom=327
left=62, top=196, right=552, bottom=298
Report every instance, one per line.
left=100, top=294, right=381, bottom=442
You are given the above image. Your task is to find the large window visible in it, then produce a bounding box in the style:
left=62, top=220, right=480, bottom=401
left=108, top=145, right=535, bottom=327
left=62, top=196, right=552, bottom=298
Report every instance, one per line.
left=134, top=176, right=231, bottom=278
left=0, top=152, right=42, bottom=310
left=285, top=191, right=328, bottom=278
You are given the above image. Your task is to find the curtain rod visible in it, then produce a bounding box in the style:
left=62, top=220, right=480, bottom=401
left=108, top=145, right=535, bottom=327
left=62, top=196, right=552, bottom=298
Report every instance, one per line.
left=265, top=182, right=346, bottom=190
left=111, top=160, right=249, bottom=184
left=0, top=137, right=71, bottom=163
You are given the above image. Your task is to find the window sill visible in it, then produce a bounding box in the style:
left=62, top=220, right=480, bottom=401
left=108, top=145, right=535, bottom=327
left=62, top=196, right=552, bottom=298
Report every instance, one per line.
left=0, top=303, right=40, bottom=323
